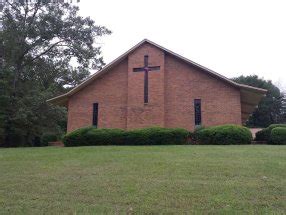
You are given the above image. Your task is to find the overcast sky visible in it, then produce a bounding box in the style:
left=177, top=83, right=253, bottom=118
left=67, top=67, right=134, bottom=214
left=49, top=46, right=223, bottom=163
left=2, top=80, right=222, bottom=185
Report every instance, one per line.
left=79, top=0, right=286, bottom=91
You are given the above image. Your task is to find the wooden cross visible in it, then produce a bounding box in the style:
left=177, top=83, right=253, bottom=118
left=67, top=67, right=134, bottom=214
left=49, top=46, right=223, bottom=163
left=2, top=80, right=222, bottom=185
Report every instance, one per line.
left=133, top=55, right=160, bottom=103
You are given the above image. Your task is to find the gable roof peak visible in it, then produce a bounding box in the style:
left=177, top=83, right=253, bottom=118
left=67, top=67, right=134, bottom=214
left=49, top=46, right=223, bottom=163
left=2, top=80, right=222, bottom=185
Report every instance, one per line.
left=47, top=39, right=267, bottom=106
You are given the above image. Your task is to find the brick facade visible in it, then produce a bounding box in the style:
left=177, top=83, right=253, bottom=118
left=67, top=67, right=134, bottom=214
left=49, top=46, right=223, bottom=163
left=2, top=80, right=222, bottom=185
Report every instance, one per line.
left=67, top=42, right=242, bottom=132
left=67, top=59, right=128, bottom=131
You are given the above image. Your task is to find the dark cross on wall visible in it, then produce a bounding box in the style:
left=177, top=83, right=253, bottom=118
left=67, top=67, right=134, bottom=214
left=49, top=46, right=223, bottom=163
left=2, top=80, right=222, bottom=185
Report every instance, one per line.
left=133, top=55, right=160, bottom=103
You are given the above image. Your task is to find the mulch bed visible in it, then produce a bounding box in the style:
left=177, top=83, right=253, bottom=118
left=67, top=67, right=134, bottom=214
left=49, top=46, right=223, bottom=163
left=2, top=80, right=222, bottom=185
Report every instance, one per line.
left=251, top=141, right=267, bottom=145
left=48, top=141, right=64, bottom=147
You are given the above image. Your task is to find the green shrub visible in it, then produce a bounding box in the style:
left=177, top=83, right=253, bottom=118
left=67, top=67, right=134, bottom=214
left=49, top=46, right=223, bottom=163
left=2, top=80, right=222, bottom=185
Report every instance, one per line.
left=63, top=126, right=190, bottom=146
left=194, top=124, right=252, bottom=145
left=192, top=127, right=214, bottom=144
left=124, top=127, right=190, bottom=145
left=255, top=124, right=286, bottom=141
left=63, top=126, right=94, bottom=147
left=41, top=133, right=58, bottom=146
left=268, top=124, right=286, bottom=130
left=269, top=127, right=286, bottom=145
left=84, top=128, right=125, bottom=146
left=255, top=129, right=269, bottom=141
left=63, top=127, right=125, bottom=147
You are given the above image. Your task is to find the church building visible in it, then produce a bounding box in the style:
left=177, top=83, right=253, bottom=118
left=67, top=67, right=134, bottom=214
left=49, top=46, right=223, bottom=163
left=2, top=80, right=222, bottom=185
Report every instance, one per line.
left=48, top=39, right=267, bottom=132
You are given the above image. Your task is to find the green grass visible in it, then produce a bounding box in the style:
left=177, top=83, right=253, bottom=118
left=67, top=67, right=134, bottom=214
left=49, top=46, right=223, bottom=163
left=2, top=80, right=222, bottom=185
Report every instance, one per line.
left=0, top=146, right=285, bottom=214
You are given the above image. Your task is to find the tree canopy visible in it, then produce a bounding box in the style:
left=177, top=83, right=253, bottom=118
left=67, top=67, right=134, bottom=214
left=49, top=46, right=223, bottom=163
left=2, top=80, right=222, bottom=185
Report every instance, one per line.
left=233, top=75, right=286, bottom=127
left=0, top=2, right=111, bottom=146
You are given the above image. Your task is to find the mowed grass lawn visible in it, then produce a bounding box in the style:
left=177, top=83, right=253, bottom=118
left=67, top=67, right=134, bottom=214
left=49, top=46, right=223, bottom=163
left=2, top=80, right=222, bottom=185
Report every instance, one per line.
left=0, top=146, right=285, bottom=214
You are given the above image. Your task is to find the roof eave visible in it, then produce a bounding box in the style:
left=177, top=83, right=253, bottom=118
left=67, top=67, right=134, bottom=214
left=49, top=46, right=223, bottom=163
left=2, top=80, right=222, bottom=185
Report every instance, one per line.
left=47, top=93, right=69, bottom=107
left=238, top=84, right=268, bottom=94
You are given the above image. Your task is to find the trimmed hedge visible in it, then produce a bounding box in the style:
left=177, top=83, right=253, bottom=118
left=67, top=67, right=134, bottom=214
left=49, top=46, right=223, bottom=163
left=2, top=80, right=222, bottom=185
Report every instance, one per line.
left=63, top=127, right=93, bottom=147
left=63, top=127, right=190, bottom=146
left=193, top=124, right=252, bottom=145
left=124, top=127, right=190, bottom=145
left=255, top=124, right=286, bottom=142
left=269, top=127, right=286, bottom=145
left=63, top=125, right=255, bottom=146
left=63, top=127, right=125, bottom=147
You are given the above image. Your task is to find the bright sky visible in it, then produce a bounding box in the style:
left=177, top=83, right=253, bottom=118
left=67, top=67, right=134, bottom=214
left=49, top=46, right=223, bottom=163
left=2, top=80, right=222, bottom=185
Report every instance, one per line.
left=79, top=0, right=286, bottom=91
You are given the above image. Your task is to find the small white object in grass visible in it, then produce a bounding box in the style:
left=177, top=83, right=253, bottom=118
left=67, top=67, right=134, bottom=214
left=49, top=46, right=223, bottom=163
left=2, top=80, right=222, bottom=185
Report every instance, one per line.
left=262, top=176, right=268, bottom=180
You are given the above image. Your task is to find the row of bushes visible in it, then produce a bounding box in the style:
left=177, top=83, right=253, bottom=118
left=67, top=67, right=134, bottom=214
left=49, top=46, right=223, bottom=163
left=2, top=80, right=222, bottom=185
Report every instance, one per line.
left=63, top=127, right=190, bottom=146
left=5, top=124, right=284, bottom=147
left=42, top=123, right=286, bottom=146
left=63, top=125, right=254, bottom=146
left=255, top=124, right=286, bottom=145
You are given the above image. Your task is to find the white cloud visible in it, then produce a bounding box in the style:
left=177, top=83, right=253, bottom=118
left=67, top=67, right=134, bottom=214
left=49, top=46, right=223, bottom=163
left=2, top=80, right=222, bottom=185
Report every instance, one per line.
left=79, top=0, right=286, bottom=90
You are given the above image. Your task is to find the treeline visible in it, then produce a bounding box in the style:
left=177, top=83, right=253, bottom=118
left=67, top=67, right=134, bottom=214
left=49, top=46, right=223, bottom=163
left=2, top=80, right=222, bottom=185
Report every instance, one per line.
left=232, top=75, right=286, bottom=127
left=0, top=2, right=110, bottom=147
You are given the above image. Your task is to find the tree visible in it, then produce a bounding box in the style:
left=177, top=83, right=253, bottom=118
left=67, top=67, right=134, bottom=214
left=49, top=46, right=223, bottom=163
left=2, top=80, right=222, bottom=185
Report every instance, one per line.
left=233, top=75, right=286, bottom=127
left=0, top=2, right=111, bottom=146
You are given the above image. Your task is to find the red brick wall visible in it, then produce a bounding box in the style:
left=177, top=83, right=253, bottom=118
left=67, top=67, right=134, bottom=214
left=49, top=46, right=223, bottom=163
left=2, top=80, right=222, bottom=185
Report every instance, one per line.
left=164, top=54, right=241, bottom=131
left=67, top=59, right=128, bottom=132
left=67, top=43, right=242, bottom=132
left=127, top=43, right=165, bottom=129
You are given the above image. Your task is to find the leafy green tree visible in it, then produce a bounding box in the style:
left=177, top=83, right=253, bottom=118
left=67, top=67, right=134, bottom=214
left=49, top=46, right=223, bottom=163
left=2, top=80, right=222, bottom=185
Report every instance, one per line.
left=233, top=75, right=286, bottom=127
left=0, top=2, right=111, bottom=146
